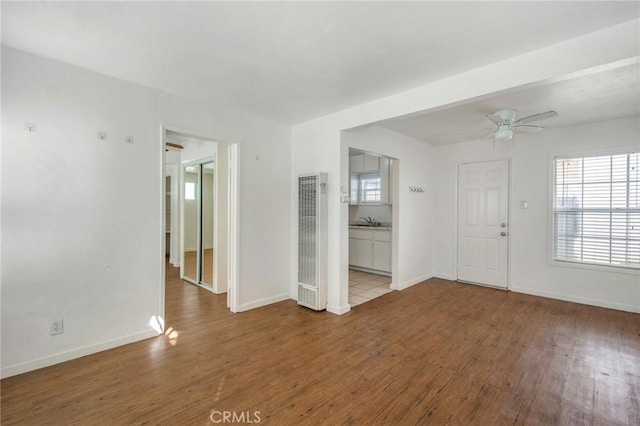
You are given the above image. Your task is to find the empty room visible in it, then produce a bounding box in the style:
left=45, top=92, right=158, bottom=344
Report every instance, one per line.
left=1, top=2, right=639, bottom=425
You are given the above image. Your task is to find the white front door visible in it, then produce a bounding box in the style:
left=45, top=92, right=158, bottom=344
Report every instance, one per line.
left=457, top=160, right=509, bottom=288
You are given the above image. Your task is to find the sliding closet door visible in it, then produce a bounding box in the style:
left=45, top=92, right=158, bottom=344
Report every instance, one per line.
left=181, top=158, right=215, bottom=290
left=182, top=165, right=201, bottom=284
left=201, top=162, right=215, bottom=286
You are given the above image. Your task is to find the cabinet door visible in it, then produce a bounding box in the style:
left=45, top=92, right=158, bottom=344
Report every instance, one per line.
left=349, top=238, right=357, bottom=265
left=350, top=173, right=359, bottom=205
left=372, top=240, right=391, bottom=272
left=354, top=239, right=373, bottom=268
left=363, top=154, right=380, bottom=172
left=349, top=154, right=364, bottom=174
left=379, top=157, right=390, bottom=204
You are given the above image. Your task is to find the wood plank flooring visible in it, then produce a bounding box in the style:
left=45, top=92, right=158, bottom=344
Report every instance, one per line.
left=2, top=262, right=639, bottom=424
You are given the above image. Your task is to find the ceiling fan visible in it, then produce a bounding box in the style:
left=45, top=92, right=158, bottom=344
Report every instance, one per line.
left=487, top=109, right=558, bottom=142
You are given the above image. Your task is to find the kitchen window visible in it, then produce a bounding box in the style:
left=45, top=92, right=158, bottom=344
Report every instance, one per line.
left=553, top=151, right=639, bottom=269
left=360, top=173, right=381, bottom=203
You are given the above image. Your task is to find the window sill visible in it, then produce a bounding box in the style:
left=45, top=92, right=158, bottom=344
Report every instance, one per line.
left=550, top=259, right=640, bottom=275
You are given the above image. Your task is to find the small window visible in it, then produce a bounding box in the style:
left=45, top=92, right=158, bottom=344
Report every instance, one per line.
left=553, top=151, right=639, bottom=269
left=185, top=182, right=196, bottom=200
left=360, top=173, right=381, bottom=203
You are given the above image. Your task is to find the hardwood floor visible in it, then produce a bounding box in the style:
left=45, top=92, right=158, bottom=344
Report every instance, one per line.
left=2, top=263, right=639, bottom=424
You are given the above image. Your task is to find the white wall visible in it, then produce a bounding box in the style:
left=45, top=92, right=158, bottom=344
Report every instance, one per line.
left=431, top=117, right=640, bottom=313
left=1, top=47, right=291, bottom=377
left=291, top=20, right=638, bottom=314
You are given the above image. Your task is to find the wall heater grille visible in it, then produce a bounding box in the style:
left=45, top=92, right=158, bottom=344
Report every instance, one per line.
left=297, top=173, right=327, bottom=310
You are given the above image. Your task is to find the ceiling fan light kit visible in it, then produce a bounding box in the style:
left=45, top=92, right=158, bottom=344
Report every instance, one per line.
left=494, top=125, right=514, bottom=142
left=487, top=108, right=558, bottom=143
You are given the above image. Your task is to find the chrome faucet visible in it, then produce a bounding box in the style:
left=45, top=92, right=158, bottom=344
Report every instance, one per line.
left=360, top=217, right=376, bottom=226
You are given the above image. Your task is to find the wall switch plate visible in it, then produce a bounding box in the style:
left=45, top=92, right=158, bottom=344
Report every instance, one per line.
left=97, top=132, right=107, bottom=140
left=50, top=318, right=64, bottom=335
left=125, top=136, right=134, bottom=144
left=520, top=200, right=528, bottom=209
left=24, top=122, right=37, bottom=132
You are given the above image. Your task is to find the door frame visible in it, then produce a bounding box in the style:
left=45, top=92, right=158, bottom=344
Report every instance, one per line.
left=159, top=125, right=240, bottom=329
left=455, top=158, right=511, bottom=290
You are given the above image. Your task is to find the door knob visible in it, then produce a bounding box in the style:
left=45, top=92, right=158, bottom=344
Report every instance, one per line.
left=500, top=231, right=507, bottom=236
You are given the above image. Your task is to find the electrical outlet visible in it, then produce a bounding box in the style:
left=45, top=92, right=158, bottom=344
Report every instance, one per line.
left=50, top=318, right=64, bottom=335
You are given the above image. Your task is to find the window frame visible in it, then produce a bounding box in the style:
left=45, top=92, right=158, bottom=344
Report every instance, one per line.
left=359, top=172, right=382, bottom=204
left=550, top=148, right=640, bottom=273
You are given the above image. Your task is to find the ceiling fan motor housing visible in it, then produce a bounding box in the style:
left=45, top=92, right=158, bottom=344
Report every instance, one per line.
left=494, top=109, right=517, bottom=123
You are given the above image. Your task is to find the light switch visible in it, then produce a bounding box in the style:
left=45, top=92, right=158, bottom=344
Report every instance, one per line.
left=520, top=200, right=528, bottom=209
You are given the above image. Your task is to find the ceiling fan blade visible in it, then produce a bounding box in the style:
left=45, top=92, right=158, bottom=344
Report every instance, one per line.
left=487, top=113, right=506, bottom=125
left=514, top=110, right=558, bottom=125
left=513, top=124, right=545, bottom=133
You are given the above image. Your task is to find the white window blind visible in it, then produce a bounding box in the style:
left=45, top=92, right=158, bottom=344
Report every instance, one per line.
left=360, top=173, right=381, bottom=203
left=553, top=152, right=639, bottom=269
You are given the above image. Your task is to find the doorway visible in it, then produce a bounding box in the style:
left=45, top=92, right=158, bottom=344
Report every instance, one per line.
left=457, top=159, right=509, bottom=288
left=160, top=126, right=239, bottom=325
left=347, top=148, right=395, bottom=306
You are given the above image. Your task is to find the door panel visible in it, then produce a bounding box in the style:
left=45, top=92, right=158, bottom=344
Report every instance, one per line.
left=183, top=166, right=200, bottom=283
left=457, top=160, right=509, bottom=288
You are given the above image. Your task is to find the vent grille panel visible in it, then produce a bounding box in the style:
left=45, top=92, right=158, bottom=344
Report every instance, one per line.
left=297, top=285, right=317, bottom=308
left=298, top=175, right=317, bottom=286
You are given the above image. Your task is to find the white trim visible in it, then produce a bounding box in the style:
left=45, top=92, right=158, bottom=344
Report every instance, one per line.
left=228, top=144, right=240, bottom=313
left=348, top=266, right=391, bottom=276
left=550, top=259, right=640, bottom=275
left=391, top=274, right=432, bottom=291
left=159, top=125, right=168, bottom=329
left=511, top=285, right=640, bottom=314
left=327, top=304, right=352, bottom=315
left=1, top=329, right=159, bottom=379
left=432, top=273, right=456, bottom=281
left=236, top=294, right=289, bottom=312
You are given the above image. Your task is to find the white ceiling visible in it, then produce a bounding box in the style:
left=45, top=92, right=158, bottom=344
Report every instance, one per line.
left=2, top=2, right=638, bottom=125
left=377, top=62, right=640, bottom=145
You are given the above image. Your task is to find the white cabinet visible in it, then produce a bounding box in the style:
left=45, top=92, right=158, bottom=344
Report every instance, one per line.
left=379, top=157, right=391, bottom=205
left=349, top=154, right=392, bottom=205
left=350, top=153, right=380, bottom=174
left=354, top=238, right=373, bottom=268
left=349, top=173, right=359, bottom=205
left=372, top=231, right=391, bottom=271
left=349, top=229, right=391, bottom=273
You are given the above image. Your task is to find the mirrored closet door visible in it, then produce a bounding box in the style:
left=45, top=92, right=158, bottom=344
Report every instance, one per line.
left=181, top=157, right=215, bottom=290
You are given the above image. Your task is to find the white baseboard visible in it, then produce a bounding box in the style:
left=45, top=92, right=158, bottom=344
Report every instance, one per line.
left=327, top=304, right=351, bottom=315
left=510, top=286, right=640, bottom=314
left=1, top=329, right=159, bottom=379
left=391, top=274, right=433, bottom=291
left=236, top=293, right=290, bottom=312
left=433, top=273, right=456, bottom=281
